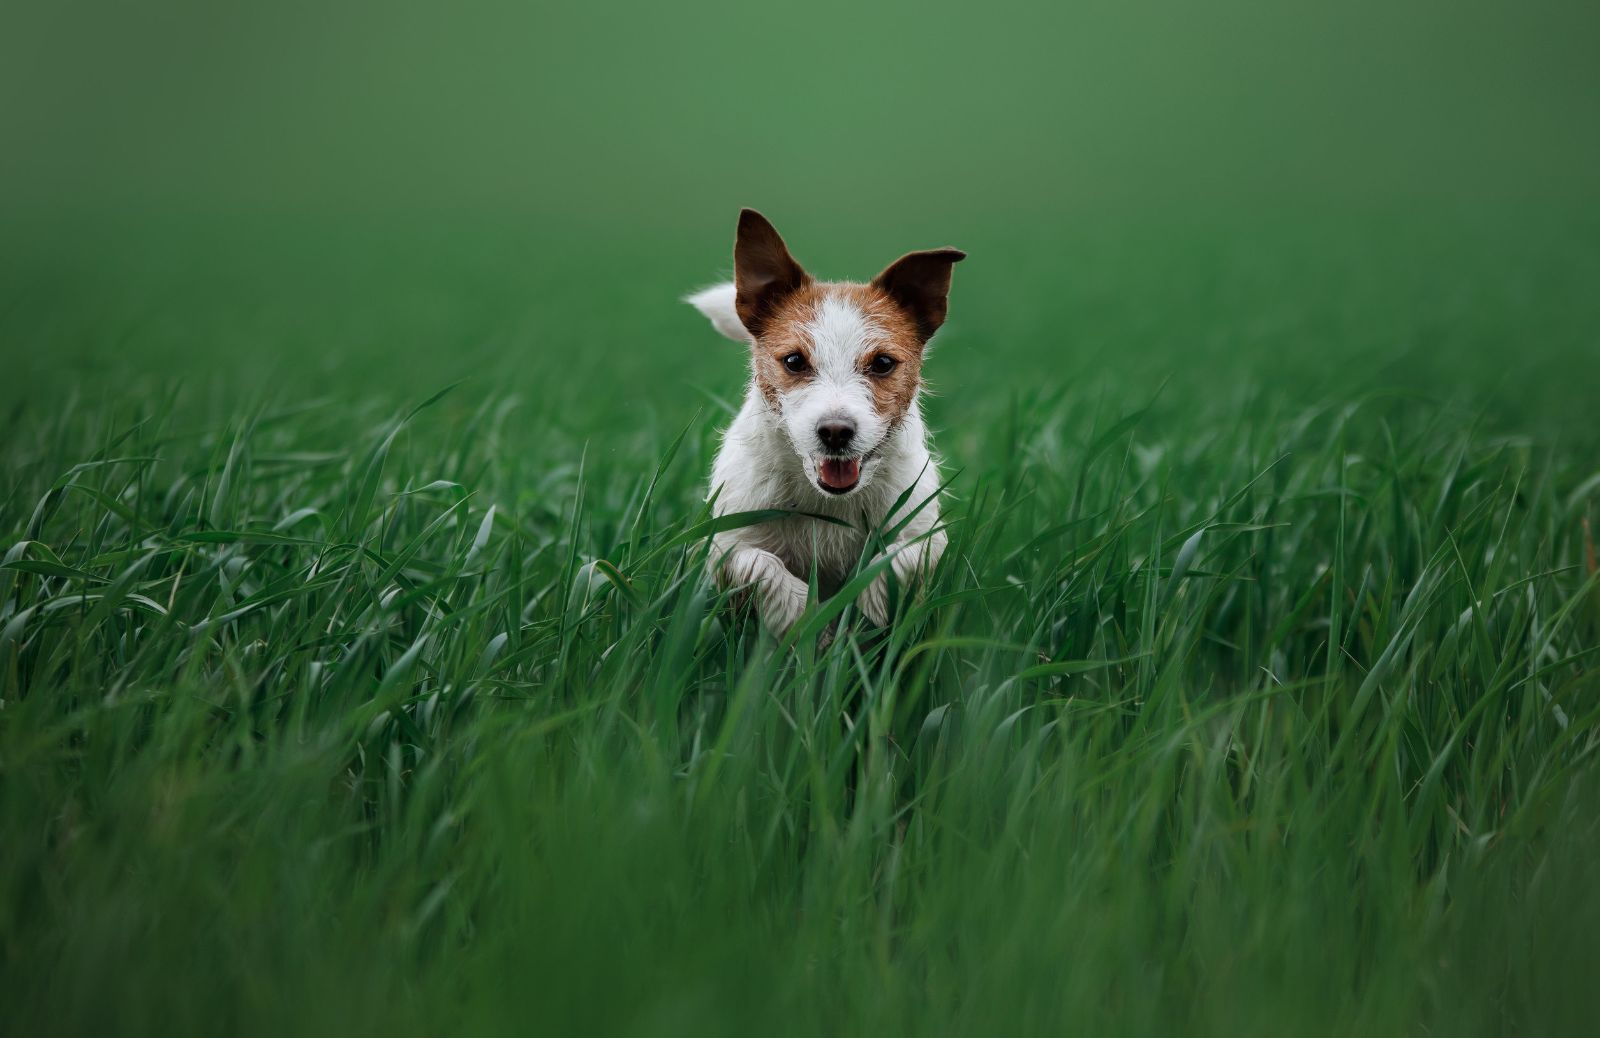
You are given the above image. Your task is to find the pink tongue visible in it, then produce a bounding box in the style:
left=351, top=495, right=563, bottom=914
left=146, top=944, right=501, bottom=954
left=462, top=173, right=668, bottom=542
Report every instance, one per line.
left=819, top=457, right=861, bottom=489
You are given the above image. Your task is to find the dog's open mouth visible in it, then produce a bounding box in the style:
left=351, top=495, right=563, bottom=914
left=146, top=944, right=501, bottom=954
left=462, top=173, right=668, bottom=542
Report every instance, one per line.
left=816, top=457, right=861, bottom=494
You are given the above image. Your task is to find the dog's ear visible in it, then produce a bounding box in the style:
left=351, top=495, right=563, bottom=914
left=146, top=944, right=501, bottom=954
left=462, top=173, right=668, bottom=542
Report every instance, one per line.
left=684, top=282, right=752, bottom=343
left=871, top=247, right=966, bottom=342
left=734, top=208, right=810, bottom=339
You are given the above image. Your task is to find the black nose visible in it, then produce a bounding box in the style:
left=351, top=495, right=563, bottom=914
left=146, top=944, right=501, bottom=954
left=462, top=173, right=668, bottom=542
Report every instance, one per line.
left=817, top=421, right=856, bottom=452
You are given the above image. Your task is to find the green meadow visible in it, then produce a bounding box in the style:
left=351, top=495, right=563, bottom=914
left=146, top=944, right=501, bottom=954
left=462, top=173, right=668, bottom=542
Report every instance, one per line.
left=4, top=3, right=1600, bottom=1035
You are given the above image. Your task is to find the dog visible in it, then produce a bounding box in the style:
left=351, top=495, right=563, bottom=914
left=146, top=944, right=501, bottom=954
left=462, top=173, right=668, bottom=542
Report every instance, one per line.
left=686, top=209, right=963, bottom=636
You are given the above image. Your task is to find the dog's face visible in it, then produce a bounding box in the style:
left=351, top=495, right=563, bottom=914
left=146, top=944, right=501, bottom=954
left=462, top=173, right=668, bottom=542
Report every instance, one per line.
left=690, top=209, right=964, bottom=498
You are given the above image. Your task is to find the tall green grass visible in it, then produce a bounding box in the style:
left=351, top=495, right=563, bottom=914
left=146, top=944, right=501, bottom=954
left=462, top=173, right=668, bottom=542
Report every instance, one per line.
left=3, top=217, right=1600, bottom=1035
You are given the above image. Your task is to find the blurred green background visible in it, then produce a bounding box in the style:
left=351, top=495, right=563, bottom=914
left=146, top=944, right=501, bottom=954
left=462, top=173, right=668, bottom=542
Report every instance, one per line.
left=4, top=0, right=1598, bottom=427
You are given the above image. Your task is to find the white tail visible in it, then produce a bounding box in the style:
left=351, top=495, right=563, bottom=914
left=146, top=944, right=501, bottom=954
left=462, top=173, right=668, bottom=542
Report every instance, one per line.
left=684, top=282, right=751, bottom=343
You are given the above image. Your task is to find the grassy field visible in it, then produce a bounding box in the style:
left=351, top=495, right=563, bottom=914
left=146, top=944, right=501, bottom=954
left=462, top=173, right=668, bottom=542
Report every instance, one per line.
left=3, top=210, right=1599, bottom=1036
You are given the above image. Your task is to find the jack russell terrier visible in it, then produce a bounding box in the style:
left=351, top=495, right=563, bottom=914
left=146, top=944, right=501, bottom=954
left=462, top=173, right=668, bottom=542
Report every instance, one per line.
left=686, top=209, right=962, bottom=636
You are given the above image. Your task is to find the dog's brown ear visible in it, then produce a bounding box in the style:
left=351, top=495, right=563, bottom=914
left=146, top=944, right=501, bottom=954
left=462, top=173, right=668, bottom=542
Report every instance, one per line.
left=871, top=247, right=966, bottom=342
left=734, top=209, right=810, bottom=339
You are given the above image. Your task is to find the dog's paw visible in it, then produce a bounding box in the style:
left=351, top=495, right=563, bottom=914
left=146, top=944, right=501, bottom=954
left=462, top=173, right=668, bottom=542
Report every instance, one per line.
left=760, top=577, right=812, bottom=637
left=859, top=574, right=892, bottom=627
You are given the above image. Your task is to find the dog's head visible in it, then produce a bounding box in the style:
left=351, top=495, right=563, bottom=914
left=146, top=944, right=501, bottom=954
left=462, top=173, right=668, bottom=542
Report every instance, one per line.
left=687, top=209, right=964, bottom=498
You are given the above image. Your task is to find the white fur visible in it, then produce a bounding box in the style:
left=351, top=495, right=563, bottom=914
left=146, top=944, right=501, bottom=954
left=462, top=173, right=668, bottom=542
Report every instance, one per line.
left=689, top=281, right=947, bottom=636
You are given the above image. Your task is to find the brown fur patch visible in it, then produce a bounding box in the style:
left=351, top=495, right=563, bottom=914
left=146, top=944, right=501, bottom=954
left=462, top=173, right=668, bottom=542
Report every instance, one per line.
left=748, top=283, right=824, bottom=407
left=844, top=284, right=926, bottom=430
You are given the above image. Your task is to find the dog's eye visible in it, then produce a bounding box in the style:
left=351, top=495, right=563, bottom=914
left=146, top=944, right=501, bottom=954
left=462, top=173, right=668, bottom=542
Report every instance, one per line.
left=782, top=353, right=809, bottom=374
left=868, top=354, right=897, bottom=375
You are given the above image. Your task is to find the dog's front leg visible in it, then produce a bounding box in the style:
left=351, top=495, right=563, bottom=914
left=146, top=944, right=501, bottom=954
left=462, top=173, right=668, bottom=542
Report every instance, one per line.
left=716, top=545, right=811, bottom=635
left=859, top=529, right=947, bottom=627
